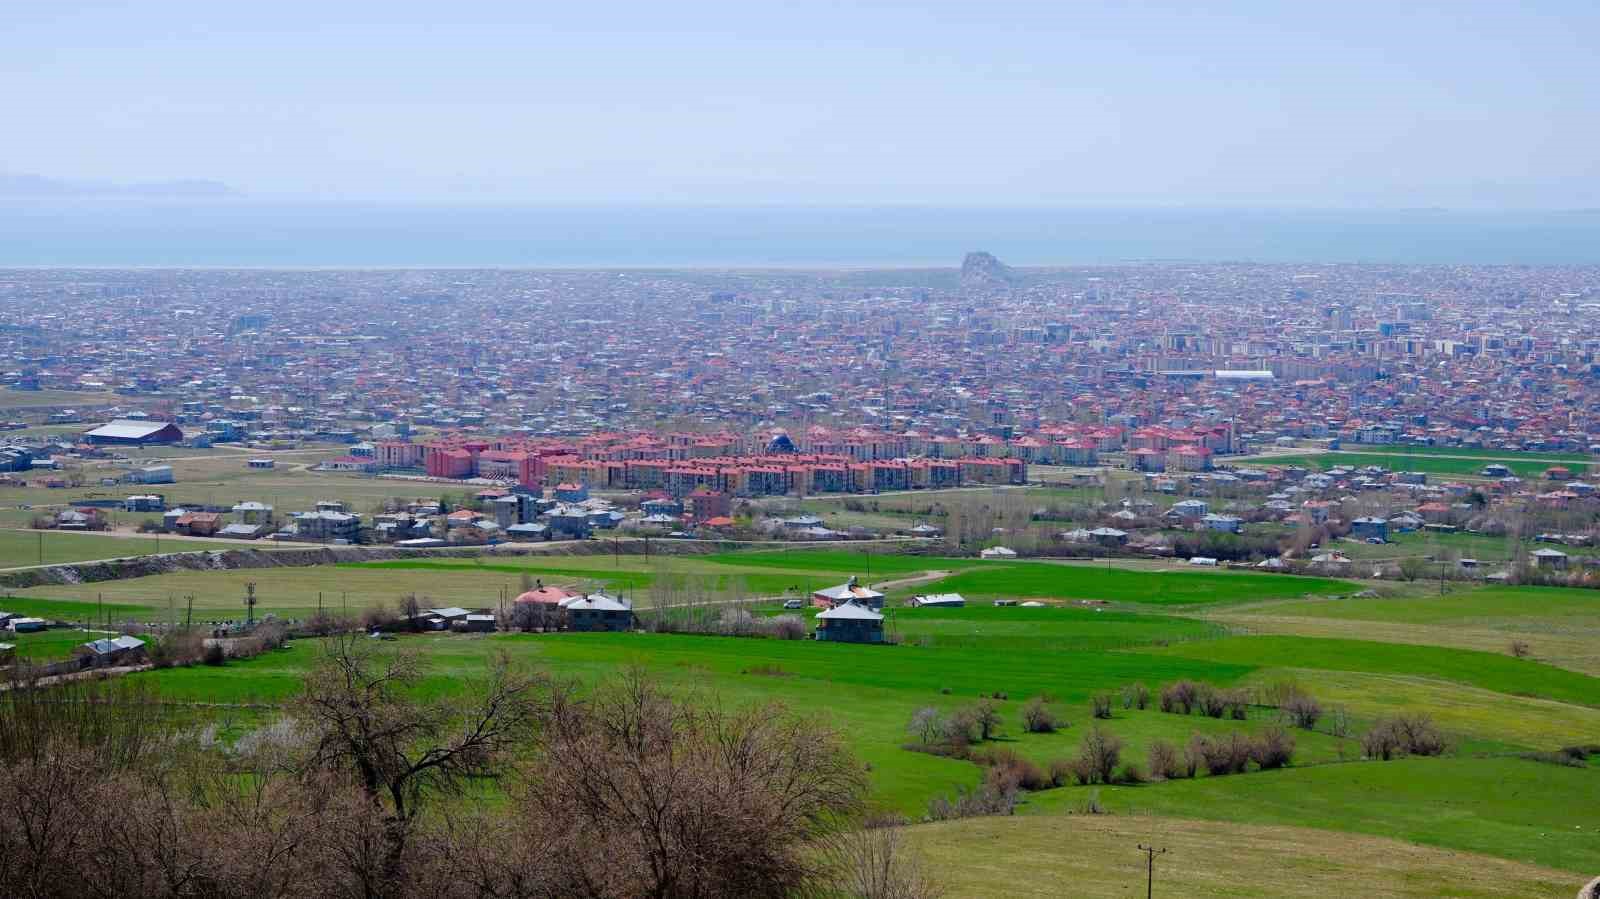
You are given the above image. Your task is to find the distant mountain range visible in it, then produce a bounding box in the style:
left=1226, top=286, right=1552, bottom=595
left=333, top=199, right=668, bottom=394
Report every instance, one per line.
left=0, top=172, right=236, bottom=198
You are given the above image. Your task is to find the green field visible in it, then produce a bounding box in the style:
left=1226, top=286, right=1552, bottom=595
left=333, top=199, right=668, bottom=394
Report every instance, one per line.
left=0, top=387, right=126, bottom=410
left=11, top=540, right=1598, bottom=889
left=0, top=529, right=248, bottom=569
left=1352, top=443, right=1597, bottom=464
left=1212, top=584, right=1600, bottom=675
left=1256, top=451, right=1583, bottom=480
left=914, top=562, right=1357, bottom=606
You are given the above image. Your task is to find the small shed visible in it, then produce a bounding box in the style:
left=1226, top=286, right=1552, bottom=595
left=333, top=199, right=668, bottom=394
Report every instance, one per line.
left=908, top=593, right=965, bottom=608
left=77, top=635, right=147, bottom=666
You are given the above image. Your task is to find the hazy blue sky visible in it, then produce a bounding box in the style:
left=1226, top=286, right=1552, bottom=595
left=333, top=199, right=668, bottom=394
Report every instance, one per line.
left=7, top=1, right=1598, bottom=207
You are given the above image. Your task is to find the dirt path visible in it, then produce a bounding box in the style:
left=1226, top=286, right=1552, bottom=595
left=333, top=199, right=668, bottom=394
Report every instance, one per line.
left=869, top=569, right=952, bottom=592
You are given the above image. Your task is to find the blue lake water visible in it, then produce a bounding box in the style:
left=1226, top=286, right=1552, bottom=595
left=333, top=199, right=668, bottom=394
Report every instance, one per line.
left=3, top=202, right=1599, bottom=267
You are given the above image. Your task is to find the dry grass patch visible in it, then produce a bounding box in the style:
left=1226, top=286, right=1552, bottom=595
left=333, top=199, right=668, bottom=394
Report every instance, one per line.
left=904, top=815, right=1582, bottom=898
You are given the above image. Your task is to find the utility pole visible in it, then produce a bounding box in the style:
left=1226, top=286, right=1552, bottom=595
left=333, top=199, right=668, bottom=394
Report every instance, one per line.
left=1137, top=844, right=1166, bottom=899
left=244, top=581, right=257, bottom=628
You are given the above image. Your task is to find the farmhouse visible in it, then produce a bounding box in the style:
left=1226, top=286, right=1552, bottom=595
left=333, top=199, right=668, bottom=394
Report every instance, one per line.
left=566, top=593, right=633, bottom=632
left=814, top=599, right=884, bottom=643
left=812, top=576, right=885, bottom=610
left=83, top=419, right=184, bottom=446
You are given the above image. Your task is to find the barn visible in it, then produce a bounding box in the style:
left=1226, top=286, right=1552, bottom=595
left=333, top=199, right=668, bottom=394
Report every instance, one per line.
left=83, top=419, right=185, bottom=446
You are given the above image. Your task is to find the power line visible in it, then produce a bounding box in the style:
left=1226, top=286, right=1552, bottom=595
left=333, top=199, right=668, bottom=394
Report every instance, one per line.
left=1137, top=844, right=1167, bottom=899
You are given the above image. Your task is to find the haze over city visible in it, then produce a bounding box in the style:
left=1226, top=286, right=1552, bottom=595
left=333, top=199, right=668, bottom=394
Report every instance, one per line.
left=4, top=4, right=1600, bottom=899
left=7, top=1, right=1599, bottom=208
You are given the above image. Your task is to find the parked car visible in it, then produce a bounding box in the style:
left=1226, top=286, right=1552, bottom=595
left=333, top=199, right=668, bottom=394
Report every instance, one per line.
left=782, top=598, right=803, bottom=610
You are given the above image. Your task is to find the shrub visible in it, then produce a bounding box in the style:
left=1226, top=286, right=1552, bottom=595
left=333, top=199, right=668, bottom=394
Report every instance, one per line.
left=972, top=747, right=1051, bottom=792
left=1146, top=739, right=1182, bottom=780
left=1509, top=640, right=1531, bottom=659
left=1130, top=682, right=1150, bottom=710
left=941, top=708, right=979, bottom=748
left=201, top=642, right=227, bottom=666
left=1361, top=713, right=1447, bottom=760
left=1196, top=684, right=1227, bottom=719
left=1222, top=688, right=1251, bottom=721
left=925, top=782, right=1018, bottom=820
left=1360, top=723, right=1401, bottom=761
left=972, top=699, right=1003, bottom=741
left=1021, top=697, right=1060, bottom=734
left=823, top=826, right=945, bottom=899
left=770, top=615, right=807, bottom=640
left=907, top=707, right=943, bottom=745
left=1251, top=726, right=1295, bottom=770
left=1116, top=762, right=1144, bottom=784
left=1283, top=693, right=1322, bottom=730
left=1090, top=693, right=1113, bottom=720
left=1047, top=757, right=1076, bottom=788
left=1181, top=739, right=1201, bottom=778
left=1075, top=727, right=1123, bottom=785
left=1327, top=704, right=1352, bottom=739
left=1392, top=713, right=1447, bottom=756
left=1160, top=680, right=1199, bottom=714
left=148, top=629, right=206, bottom=668
left=1191, top=732, right=1252, bottom=775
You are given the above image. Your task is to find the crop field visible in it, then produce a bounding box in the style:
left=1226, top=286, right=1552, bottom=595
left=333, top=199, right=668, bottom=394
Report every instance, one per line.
left=1211, top=584, right=1600, bottom=675
left=0, top=387, right=126, bottom=409
left=1251, top=451, right=1583, bottom=480
left=11, top=541, right=1599, bottom=890
left=910, top=561, right=1357, bottom=605
left=1351, top=443, right=1598, bottom=464
left=0, top=529, right=257, bottom=569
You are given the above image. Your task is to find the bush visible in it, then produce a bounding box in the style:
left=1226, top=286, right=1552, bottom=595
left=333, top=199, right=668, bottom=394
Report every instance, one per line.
left=1362, top=713, right=1447, bottom=760
left=1509, top=640, right=1531, bottom=659
left=1223, top=688, right=1251, bottom=721
left=1116, top=762, right=1144, bottom=784
left=148, top=629, right=206, bottom=669
left=1021, top=697, right=1060, bottom=734
left=1391, top=713, right=1447, bottom=757
left=1146, top=739, right=1182, bottom=780
left=1282, top=693, right=1322, bottom=730
left=770, top=614, right=807, bottom=640
left=201, top=642, right=227, bottom=666
left=972, top=699, right=1003, bottom=741
left=1160, top=680, right=1199, bottom=714
left=1251, top=726, right=1295, bottom=769
left=1090, top=693, right=1113, bottom=720
left=907, top=707, right=943, bottom=745
left=1075, top=727, right=1123, bottom=785
left=971, top=747, right=1051, bottom=792
left=925, top=782, right=1018, bottom=820
left=941, top=708, right=979, bottom=748
left=1196, top=684, right=1227, bottom=719
left=1129, top=682, right=1151, bottom=710
left=1190, top=732, right=1252, bottom=775
left=1047, top=757, right=1076, bottom=788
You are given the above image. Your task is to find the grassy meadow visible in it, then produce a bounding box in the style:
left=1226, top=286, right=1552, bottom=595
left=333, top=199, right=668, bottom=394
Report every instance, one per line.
left=5, top=540, right=1597, bottom=890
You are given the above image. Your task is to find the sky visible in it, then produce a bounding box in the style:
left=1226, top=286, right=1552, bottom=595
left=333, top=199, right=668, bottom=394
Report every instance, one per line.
left=5, top=1, right=1599, bottom=208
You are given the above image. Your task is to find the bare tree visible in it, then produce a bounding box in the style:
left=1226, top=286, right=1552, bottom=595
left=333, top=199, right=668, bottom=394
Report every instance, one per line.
left=295, top=634, right=541, bottom=865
